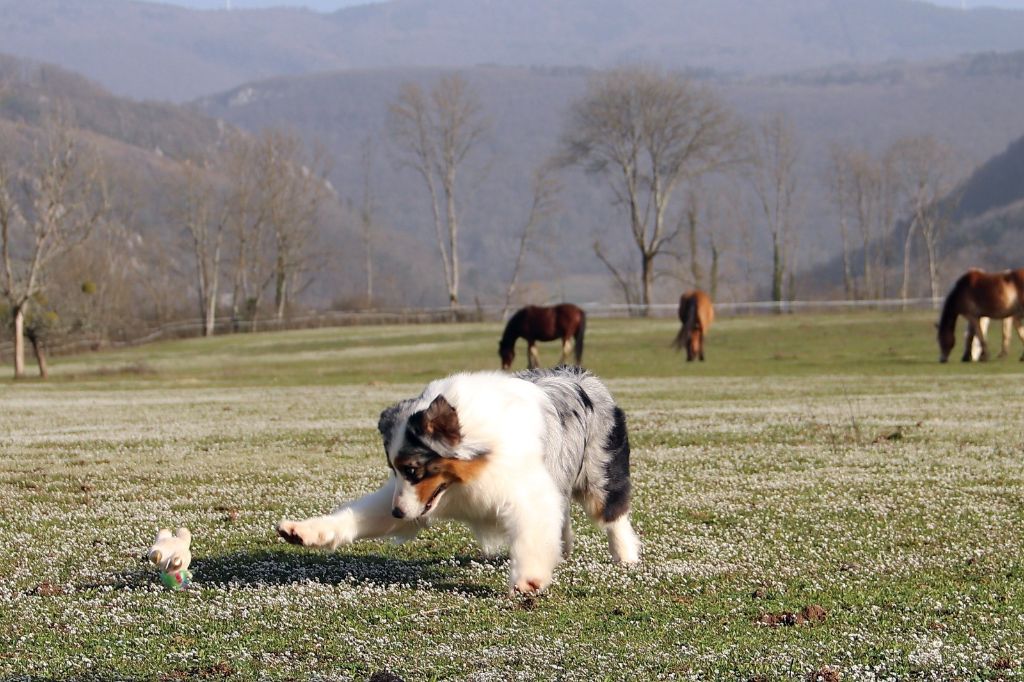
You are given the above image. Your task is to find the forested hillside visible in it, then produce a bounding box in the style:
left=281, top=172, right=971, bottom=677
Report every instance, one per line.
left=195, top=53, right=1024, bottom=304
left=0, top=55, right=428, bottom=353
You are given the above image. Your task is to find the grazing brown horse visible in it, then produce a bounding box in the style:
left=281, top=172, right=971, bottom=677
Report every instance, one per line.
left=937, top=268, right=1024, bottom=363
left=499, top=304, right=586, bottom=370
left=672, top=290, right=715, bottom=362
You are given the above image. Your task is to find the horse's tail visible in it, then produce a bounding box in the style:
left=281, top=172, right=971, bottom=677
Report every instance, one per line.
left=574, top=309, right=586, bottom=365
left=671, top=325, right=686, bottom=351
left=686, top=294, right=699, bottom=333
left=671, top=295, right=694, bottom=351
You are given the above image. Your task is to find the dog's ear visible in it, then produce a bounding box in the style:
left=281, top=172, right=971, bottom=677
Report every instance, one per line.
left=378, top=403, right=399, bottom=438
left=411, top=395, right=461, bottom=447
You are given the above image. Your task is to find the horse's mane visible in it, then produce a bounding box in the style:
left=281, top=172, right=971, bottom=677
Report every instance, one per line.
left=499, top=308, right=527, bottom=350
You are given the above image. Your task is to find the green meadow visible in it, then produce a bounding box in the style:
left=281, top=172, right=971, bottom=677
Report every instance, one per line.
left=2, top=311, right=1024, bottom=680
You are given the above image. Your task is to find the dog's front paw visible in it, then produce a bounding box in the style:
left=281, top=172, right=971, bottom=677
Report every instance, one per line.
left=277, top=519, right=335, bottom=548
left=509, top=573, right=552, bottom=596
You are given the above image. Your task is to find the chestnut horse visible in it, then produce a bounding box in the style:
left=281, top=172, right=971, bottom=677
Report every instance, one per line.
left=937, top=268, right=1024, bottom=362
left=672, top=290, right=714, bottom=362
left=499, top=303, right=586, bottom=370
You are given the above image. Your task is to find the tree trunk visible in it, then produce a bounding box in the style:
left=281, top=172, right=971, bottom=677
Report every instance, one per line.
left=862, top=234, right=873, bottom=300
left=28, top=331, right=48, bottom=379
left=13, top=304, right=25, bottom=379
left=709, top=241, right=720, bottom=301
left=204, top=240, right=220, bottom=336
left=687, top=205, right=703, bottom=289
left=274, top=253, right=286, bottom=320
left=364, top=233, right=373, bottom=308
left=445, top=178, right=460, bottom=311
left=771, top=235, right=784, bottom=310
left=922, top=221, right=940, bottom=308
left=203, top=279, right=218, bottom=337
left=641, top=251, right=654, bottom=317
left=900, top=218, right=917, bottom=308
left=839, top=215, right=854, bottom=300
left=231, top=248, right=247, bottom=332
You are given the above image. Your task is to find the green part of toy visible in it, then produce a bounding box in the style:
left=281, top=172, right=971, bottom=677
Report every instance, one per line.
left=160, top=569, right=193, bottom=590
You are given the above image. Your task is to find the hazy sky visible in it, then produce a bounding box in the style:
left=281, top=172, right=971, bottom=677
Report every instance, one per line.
left=137, top=0, right=379, bottom=9
left=139, top=0, right=1024, bottom=10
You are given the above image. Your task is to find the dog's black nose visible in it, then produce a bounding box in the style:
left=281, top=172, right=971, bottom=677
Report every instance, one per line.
left=391, top=507, right=405, bottom=519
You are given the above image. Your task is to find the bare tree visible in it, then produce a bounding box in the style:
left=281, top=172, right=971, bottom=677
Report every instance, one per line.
left=683, top=188, right=704, bottom=291
left=0, top=115, right=108, bottom=378
left=226, top=130, right=330, bottom=329
left=850, top=150, right=884, bottom=300
left=388, top=74, right=488, bottom=310
left=502, top=162, right=561, bottom=317
left=559, top=66, right=742, bottom=315
left=702, top=186, right=746, bottom=302
left=827, top=145, right=856, bottom=299
left=891, top=135, right=957, bottom=305
left=751, top=113, right=800, bottom=306
left=593, top=239, right=641, bottom=312
left=178, top=159, right=227, bottom=337
left=876, top=147, right=899, bottom=298
left=358, top=137, right=376, bottom=308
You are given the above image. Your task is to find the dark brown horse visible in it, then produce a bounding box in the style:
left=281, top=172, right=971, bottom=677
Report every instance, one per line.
left=499, top=303, right=586, bottom=370
left=937, top=268, right=1024, bottom=362
left=672, top=290, right=715, bottom=362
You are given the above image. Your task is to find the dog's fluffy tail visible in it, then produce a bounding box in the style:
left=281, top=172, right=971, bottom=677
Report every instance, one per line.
left=601, top=406, right=632, bottom=523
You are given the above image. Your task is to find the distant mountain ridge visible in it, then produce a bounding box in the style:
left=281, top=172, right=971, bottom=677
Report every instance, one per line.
left=4, top=0, right=1024, bottom=101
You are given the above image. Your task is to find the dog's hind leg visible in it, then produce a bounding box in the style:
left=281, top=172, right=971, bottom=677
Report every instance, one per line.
left=602, top=514, right=641, bottom=565
left=277, top=478, right=419, bottom=549
left=594, top=405, right=640, bottom=564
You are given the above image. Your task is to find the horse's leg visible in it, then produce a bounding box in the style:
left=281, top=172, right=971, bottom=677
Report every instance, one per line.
left=965, top=320, right=977, bottom=361
left=560, top=336, right=572, bottom=365
left=999, top=317, right=1012, bottom=358
left=1014, top=317, right=1024, bottom=361
left=697, top=330, right=705, bottom=362
left=970, top=315, right=990, bottom=361
left=969, top=317, right=989, bottom=361
left=528, top=341, right=540, bottom=369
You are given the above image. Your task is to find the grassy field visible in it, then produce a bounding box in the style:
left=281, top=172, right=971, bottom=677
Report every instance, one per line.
left=2, top=311, right=1024, bottom=681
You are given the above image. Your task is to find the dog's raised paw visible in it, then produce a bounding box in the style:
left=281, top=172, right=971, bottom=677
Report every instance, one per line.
left=276, top=521, right=307, bottom=546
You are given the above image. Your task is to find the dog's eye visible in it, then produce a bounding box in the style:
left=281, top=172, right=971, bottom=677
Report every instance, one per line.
left=403, top=466, right=418, bottom=479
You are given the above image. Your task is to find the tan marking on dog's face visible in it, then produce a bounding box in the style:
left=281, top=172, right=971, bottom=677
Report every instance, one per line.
left=409, top=456, right=490, bottom=504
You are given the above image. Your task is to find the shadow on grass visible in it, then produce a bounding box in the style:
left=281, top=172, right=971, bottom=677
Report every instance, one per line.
left=25, top=549, right=507, bottom=598
left=191, top=549, right=505, bottom=597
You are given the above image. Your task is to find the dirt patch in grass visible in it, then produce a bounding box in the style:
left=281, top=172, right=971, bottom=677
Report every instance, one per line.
left=805, top=665, right=842, bottom=682
left=758, top=604, right=827, bottom=627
